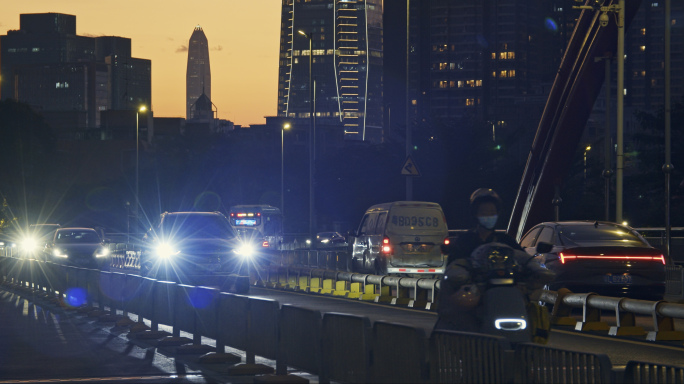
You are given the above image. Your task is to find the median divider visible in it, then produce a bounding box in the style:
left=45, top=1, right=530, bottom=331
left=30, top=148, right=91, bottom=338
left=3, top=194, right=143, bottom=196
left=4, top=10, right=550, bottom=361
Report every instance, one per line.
left=430, top=330, right=511, bottom=384
left=622, top=360, right=684, bottom=383
left=513, top=342, right=612, bottom=384
left=277, top=304, right=322, bottom=377
left=320, top=313, right=372, bottom=383
left=216, top=292, right=249, bottom=354
left=7, top=256, right=684, bottom=382
left=371, top=321, right=428, bottom=383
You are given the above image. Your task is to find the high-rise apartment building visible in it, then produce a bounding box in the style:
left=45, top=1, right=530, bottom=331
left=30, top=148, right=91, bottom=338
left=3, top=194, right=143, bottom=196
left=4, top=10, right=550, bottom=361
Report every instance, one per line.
left=0, top=13, right=151, bottom=129
left=186, top=26, right=211, bottom=120
left=277, top=0, right=383, bottom=143
left=384, top=0, right=552, bottom=144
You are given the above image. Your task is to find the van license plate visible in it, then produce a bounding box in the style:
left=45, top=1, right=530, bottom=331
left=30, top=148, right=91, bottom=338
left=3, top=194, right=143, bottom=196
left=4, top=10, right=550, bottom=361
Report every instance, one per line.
left=605, top=274, right=632, bottom=284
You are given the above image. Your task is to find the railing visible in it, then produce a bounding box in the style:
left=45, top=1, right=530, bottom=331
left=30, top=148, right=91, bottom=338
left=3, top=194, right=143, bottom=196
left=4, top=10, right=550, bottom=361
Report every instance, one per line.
left=2, top=256, right=683, bottom=383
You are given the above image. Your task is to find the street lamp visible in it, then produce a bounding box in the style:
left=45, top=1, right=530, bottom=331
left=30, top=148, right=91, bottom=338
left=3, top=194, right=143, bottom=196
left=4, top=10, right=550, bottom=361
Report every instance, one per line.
left=281, top=123, right=291, bottom=227
left=135, top=105, right=147, bottom=238
left=298, top=29, right=316, bottom=248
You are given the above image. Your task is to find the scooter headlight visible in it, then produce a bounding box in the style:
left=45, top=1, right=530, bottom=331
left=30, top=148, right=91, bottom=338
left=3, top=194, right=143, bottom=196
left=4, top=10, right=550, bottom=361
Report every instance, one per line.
left=156, top=243, right=180, bottom=259
left=494, top=318, right=527, bottom=331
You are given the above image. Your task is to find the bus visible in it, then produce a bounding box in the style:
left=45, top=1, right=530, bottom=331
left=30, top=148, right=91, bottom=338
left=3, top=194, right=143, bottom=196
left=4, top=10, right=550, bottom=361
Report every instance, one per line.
left=228, top=205, right=283, bottom=251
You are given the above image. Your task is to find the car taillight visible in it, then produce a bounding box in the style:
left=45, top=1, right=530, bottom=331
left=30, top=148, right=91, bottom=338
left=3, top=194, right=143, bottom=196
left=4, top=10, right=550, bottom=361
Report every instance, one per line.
left=444, top=238, right=450, bottom=246
left=560, top=252, right=666, bottom=265
left=262, top=240, right=269, bottom=248
left=381, top=237, right=391, bottom=254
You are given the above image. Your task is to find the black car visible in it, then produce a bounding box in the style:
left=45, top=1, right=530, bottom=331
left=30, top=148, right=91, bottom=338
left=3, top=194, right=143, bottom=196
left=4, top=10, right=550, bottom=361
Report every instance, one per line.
left=140, top=211, right=242, bottom=282
left=520, top=221, right=666, bottom=300
left=46, top=227, right=110, bottom=268
left=316, top=231, right=346, bottom=247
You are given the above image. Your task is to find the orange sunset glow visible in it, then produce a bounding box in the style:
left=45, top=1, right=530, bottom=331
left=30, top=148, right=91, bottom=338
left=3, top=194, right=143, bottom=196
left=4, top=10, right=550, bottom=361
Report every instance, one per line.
left=1, top=1, right=282, bottom=126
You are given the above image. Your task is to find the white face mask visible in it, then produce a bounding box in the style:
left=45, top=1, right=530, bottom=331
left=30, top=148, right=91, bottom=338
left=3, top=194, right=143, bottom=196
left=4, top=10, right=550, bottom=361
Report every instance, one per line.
left=477, top=215, right=498, bottom=230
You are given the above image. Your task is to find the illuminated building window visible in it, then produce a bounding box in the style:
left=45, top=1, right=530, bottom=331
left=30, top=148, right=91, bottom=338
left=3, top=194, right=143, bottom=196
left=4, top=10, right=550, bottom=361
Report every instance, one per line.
left=449, top=81, right=456, bottom=88
left=439, top=62, right=448, bottom=70
left=492, top=71, right=497, bottom=78
left=641, top=71, right=646, bottom=77
left=476, top=80, right=482, bottom=86
left=491, top=52, right=496, bottom=59
left=641, top=28, right=646, bottom=35
left=411, top=99, right=417, bottom=105
left=499, top=51, right=515, bottom=59
left=466, top=98, right=475, bottom=106
left=450, top=63, right=456, bottom=70
left=439, top=80, right=448, bottom=88
left=458, top=80, right=464, bottom=88
left=640, top=45, right=646, bottom=51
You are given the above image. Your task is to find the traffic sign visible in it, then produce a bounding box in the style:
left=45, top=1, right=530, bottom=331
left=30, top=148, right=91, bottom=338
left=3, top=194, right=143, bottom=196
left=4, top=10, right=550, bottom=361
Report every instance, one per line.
left=401, top=155, right=421, bottom=176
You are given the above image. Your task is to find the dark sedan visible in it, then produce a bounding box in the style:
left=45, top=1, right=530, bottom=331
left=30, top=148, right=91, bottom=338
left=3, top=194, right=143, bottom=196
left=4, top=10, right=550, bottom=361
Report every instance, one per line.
left=46, top=227, right=111, bottom=269
left=520, top=221, right=666, bottom=300
left=140, top=211, right=243, bottom=283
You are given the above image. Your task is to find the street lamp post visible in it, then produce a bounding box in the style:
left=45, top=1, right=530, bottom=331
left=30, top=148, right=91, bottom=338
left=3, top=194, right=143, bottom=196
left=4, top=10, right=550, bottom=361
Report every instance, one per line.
left=281, top=123, right=291, bottom=228
left=298, top=30, right=316, bottom=248
left=135, top=105, right=147, bottom=238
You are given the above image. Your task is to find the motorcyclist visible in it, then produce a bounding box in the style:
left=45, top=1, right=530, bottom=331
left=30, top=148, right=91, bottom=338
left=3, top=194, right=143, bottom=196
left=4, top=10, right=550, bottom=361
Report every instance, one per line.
left=433, top=188, right=554, bottom=334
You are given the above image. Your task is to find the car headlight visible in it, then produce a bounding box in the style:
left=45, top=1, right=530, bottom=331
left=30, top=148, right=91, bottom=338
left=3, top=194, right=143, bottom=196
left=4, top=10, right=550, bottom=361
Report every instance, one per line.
left=53, top=248, right=68, bottom=258
left=95, top=247, right=110, bottom=258
left=20, top=237, right=39, bottom=252
left=155, top=243, right=179, bottom=259
left=234, top=243, right=255, bottom=259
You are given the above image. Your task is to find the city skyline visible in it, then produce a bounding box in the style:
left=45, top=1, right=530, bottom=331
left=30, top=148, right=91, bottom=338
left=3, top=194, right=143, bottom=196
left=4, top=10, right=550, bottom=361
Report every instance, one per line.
left=0, top=1, right=281, bottom=127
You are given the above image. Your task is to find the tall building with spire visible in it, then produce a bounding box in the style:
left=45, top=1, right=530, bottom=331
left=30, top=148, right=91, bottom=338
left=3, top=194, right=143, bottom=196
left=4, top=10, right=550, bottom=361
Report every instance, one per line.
left=186, top=25, right=211, bottom=120
left=277, top=0, right=384, bottom=143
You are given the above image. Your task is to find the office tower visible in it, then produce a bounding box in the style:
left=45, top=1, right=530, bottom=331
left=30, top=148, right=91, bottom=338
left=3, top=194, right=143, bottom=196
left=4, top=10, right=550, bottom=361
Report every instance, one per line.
left=186, top=25, right=211, bottom=120
left=1, top=13, right=151, bottom=129
left=277, top=0, right=384, bottom=144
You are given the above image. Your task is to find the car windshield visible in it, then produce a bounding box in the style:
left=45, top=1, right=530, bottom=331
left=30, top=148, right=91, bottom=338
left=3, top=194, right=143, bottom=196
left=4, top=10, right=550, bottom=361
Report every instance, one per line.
left=160, top=214, right=232, bottom=239
left=558, top=224, right=648, bottom=247
left=55, top=230, right=100, bottom=244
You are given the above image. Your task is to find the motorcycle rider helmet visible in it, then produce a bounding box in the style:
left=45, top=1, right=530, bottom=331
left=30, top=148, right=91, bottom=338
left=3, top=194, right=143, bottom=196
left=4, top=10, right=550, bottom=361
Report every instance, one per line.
left=450, top=283, right=481, bottom=309
left=469, top=188, right=502, bottom=215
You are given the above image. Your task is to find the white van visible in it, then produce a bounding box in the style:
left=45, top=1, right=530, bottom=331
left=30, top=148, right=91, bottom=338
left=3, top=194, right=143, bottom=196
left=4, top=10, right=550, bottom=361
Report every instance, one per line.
left=350, top=201, right=449, bottom=275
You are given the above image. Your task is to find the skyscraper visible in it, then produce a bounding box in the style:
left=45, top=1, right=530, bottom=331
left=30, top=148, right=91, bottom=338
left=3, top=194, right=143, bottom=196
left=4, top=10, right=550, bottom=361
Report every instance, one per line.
left=186, top=25, right=211, bottom=120
left=277, top=0, right=384, bottom=143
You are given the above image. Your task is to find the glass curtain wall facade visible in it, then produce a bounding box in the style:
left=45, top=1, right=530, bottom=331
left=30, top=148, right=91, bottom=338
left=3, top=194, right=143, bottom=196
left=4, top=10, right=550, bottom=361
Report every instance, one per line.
left=277, top=0, right=383, bottom=143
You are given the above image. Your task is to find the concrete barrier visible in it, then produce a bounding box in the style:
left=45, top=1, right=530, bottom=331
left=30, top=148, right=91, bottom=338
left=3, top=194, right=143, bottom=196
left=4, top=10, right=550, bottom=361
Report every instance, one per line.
left=321, top=313, right=372, bottom=383
left=277, top=304, right=322, bottom=375
left=371, top=321, right=428, bottom=383
left=430, top=330, right=511, bottom=383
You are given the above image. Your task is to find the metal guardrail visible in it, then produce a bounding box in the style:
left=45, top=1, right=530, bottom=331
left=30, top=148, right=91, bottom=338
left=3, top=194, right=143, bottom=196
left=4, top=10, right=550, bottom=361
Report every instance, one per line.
left=2, top=256, right=684, bottom=383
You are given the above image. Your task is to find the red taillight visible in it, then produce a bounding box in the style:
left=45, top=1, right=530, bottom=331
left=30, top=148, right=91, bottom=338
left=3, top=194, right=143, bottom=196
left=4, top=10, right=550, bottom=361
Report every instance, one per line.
left=262, top=240, right=269, bottom=248
left=444, top=238, right=450, bottom=246
left=560, top=252, right=666, bottom=264
left=381, top=237, right=391, bottom=254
